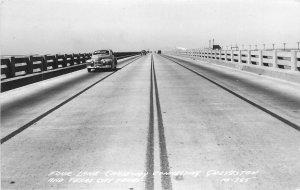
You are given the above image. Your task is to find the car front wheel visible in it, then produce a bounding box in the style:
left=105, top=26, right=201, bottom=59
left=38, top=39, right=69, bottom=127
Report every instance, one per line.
left=114, top=59, right=117, bottom=70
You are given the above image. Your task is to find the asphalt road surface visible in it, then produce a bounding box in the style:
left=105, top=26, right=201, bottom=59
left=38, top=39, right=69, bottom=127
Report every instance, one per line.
left=1, top=54, right=300, bottom=190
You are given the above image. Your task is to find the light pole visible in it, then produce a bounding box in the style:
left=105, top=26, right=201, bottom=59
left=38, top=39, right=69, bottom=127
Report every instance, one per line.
left=272, top=44, right=275, bottom=50
left=263, top=44, right=266, bottom=50
left=249, top=45, right=252, bottom=50
left=297, top=42, right=300, bottom=50
left=255, top=44, right=257, bottom=50
left=283, top=43, right=286, bottom=50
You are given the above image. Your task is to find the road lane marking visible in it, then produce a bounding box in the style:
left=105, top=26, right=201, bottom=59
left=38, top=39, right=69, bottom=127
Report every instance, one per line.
left=161, top=54, right=300, bottom=132
left=1, top=56, right=142, bottom=144
left=145, top=54, right=155, bottom=190
left=152, top=54, right=173, bottom=190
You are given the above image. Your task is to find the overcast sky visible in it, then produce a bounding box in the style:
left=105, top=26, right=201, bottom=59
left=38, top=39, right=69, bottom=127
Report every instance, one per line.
left=0, top=0, right=300, bottom=55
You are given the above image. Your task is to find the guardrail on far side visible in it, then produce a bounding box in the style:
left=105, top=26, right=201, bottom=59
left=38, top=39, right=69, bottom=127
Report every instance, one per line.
left=176, top=49, right=300, bottom=72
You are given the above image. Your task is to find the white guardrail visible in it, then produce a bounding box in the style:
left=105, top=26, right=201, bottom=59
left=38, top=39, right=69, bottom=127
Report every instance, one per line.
left=175, top=49, right=300, bottom=72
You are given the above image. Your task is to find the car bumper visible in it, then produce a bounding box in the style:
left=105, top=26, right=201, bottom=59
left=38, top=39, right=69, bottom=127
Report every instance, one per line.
left=87, top=62, right=112, bottom=69
left=87, top=65, right=111, bottom=69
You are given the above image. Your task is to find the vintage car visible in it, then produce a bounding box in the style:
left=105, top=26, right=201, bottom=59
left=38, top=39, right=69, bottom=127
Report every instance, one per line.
left=141, top=50, right=147, bottom=55
left=86, top=49, right=117, bottom=72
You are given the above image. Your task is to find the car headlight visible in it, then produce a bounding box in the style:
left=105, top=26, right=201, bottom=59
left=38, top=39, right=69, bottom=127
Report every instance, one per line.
left=101, top=59, right=111, bottom=63
left=86, top=59, right=94, bottom=65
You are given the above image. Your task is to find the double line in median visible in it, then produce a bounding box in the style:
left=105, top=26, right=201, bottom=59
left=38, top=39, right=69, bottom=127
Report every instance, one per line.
left=145, top=54, right=172, bottom=190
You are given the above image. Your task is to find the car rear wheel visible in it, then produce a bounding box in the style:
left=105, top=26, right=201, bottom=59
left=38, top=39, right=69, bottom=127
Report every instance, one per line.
left=87, top=68, right=92, bottom=72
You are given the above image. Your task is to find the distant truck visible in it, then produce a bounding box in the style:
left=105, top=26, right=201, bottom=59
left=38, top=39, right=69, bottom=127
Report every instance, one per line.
left=141, top=50, right=147, bottom=55
left=157, top=50, right=161, bottom=54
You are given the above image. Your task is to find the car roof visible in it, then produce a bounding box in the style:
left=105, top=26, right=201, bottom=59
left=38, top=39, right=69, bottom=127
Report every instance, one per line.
left=94, top=49, right=112, bottom=52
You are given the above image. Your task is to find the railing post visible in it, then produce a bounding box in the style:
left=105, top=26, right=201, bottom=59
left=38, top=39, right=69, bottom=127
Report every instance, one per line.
left=290, top=50, right=298, bottom=71
left=71, top=54, right=75, bottom=65
left=27, top=56, right=34, bottom=74
left=258, top=50, right=263, bottom=66
left=7, top=57, right=16, bottom=78
left=247, top=50, right=251, bottom=64
left=238, top=50, right=242, bottom=63
left=77, top=54, right=81, bottom=63
left=42, top=56, right=48, bottom=71
left=81, top=54, right=84, bottom=63
left=53, top=54, right=59, bottom=69
left=231, top=50, right=234, bottom=62
left=225, top=50, right=227, bottom=61
left=79, top=53, right=83, bottom=63
left=219, top=50, right=222, bottom=60
left=62, top=54, right=67, bottom=67
left=272, top=50, right=278, bottom=68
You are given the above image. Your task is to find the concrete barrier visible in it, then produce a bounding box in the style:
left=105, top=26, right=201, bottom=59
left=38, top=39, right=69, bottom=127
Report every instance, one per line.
left=172, top=49, right=300, bottom=83
left=1, top=52, right=140, bottom=92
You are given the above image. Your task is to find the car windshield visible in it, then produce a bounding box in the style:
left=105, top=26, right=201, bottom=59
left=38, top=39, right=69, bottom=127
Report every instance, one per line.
left=93, top=50, right=110, bottom=55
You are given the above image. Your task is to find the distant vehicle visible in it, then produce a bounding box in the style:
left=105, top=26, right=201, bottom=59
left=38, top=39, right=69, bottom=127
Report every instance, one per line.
left=212, top=45, right=221, bottom=50
left=141, top=50, right=147, bottom=55
left=86, top=49, right=117, bottom=72
left=157, top=50, right=161, bottom=54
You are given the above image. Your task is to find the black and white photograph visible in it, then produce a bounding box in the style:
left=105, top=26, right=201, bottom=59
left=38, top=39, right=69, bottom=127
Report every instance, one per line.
left=1, top=0, right=300, bottom=189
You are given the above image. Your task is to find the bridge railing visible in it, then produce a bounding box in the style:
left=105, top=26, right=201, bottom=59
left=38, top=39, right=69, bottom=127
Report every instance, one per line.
left=1, top=51, right=141, bottom=92
left=176, top=49, right=300, bottom=72
left=1, top=52, right=141, bottom=81
left=1, top=53, right=92, bottom=80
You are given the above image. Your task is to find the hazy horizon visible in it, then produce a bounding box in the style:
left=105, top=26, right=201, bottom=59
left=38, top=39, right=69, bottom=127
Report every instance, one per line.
left=1, top=0, right=300, bottom=55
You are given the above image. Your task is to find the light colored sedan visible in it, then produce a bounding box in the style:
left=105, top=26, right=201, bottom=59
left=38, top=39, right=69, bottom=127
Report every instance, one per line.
left=86, top=49, right=117, bottom=72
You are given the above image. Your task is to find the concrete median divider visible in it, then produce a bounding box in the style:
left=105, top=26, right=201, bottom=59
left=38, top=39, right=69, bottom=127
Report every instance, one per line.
left=1, top=52, right=140, bottom=92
